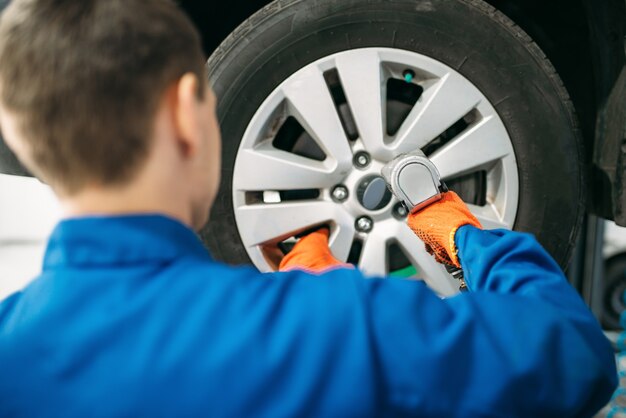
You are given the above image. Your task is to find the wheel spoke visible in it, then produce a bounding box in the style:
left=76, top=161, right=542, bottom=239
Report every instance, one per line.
left=282, top=66, right=353, bottom=170
left=467, top=203, right=511, bottom=230
left=395, top=224, right=460, bottom=296
left=430, top=115, right=512, bottom=180
left=416, top=256, right=461, bottom=297
left=334, top=50, right=386, bottom=159
left=329, top=222, right=356, bottom=263
left=234, top=148, right=340, bottom=191
left=236, top=201, right=338, bottom=246
left=391, top=72, right=482, bottom=156
left=359, top=230, right=389, bottom=277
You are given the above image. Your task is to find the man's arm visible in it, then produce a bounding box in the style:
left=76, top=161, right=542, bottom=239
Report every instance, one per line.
left=271, top=192, right=616, bottom=416
left=457, top=225, right=618, bottom=414
left=361, top=225, right=617, bottom=416
left=246, top=237, right=615, bottom=417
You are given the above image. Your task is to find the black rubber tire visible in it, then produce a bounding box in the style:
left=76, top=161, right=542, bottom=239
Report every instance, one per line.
left=601, top=253, right=626, bottom=330
left=200, top=0, right=586, bottom=269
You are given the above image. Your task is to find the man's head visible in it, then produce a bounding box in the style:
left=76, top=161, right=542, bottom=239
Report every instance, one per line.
left=0, top=0, right=221, bottom=229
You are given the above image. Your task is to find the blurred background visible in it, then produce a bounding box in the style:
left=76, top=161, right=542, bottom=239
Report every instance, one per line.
left=0, top=174, right=60, bottom=298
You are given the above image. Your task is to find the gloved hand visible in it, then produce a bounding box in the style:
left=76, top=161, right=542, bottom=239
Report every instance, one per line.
left=279, top=227, right=352, bottom=274
left=407, top=191, right=482, bottom=268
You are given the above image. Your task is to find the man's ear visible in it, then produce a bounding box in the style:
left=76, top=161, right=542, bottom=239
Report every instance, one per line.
left=173, top=73, right=203, bottom=159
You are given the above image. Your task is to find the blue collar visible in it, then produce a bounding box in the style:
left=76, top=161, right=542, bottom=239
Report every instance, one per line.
left=43, top=214, right=211, bottom=269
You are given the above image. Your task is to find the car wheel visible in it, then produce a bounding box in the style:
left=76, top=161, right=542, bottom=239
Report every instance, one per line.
left=200, top=0, right=585, bottom=295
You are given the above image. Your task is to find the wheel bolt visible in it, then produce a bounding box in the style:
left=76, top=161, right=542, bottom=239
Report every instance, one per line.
left=331, top=185, right=349, bottom=202
left=393, top=202, right=408, bottom=219
left=353, top=151, right=371, bottom=169
left=355, top=216, right=374, bottom=233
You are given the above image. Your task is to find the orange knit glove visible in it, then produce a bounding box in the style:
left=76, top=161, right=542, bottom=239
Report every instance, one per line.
left=279, top=228, right=351, bottom=273
left=407, top=191, right=482, bottom=268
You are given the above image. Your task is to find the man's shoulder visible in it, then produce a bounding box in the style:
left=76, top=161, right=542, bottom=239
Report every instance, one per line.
left=0, top=290, right=22, bottom=327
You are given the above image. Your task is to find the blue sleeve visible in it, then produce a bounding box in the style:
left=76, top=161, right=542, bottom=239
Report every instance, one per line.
left=446, top=225, right=618, bottom=415
left=213, top=227, right=616, bottom=417
left=144, top=227, right=617, bottom=417
left=234, top=226, right=616, bottom=417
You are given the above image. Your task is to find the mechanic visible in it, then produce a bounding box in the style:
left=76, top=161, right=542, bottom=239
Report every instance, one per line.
left=0, top=0, right=617, bottom=417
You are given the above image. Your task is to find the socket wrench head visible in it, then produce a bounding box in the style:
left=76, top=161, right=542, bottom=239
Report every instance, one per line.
left=381, top=150, right=445, bottom=214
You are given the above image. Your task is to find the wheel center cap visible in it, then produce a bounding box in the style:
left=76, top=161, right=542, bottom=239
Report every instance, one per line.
left=357, top=175, right=392, bottom=211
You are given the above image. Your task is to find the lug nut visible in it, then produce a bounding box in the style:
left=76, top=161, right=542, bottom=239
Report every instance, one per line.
left=355, top=216, right=374, bottom=233
left=353, top=151, right=371, bottom=169
left=331, top=185, right=349, bottom=202
left=393, top=202, right=408, bottom=219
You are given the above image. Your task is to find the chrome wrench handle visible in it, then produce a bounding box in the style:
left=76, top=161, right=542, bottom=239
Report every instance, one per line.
left=381, top=150, right=466, bottom=291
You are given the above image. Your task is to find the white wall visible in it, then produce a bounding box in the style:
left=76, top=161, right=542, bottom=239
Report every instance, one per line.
left=604, top=221, right=626, bottom=259
left=0, top=174, right=61, bottom=298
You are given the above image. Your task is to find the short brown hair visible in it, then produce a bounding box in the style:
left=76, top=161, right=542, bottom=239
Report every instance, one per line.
left=0, top=0, right=206, bottom=194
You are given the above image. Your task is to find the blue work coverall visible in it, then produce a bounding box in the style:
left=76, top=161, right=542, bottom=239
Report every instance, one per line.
left=0, top=215, right=617, bottom=417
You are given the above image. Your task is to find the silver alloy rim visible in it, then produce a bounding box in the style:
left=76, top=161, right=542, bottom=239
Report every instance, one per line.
left=232, top=48, right=519, bottom=296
